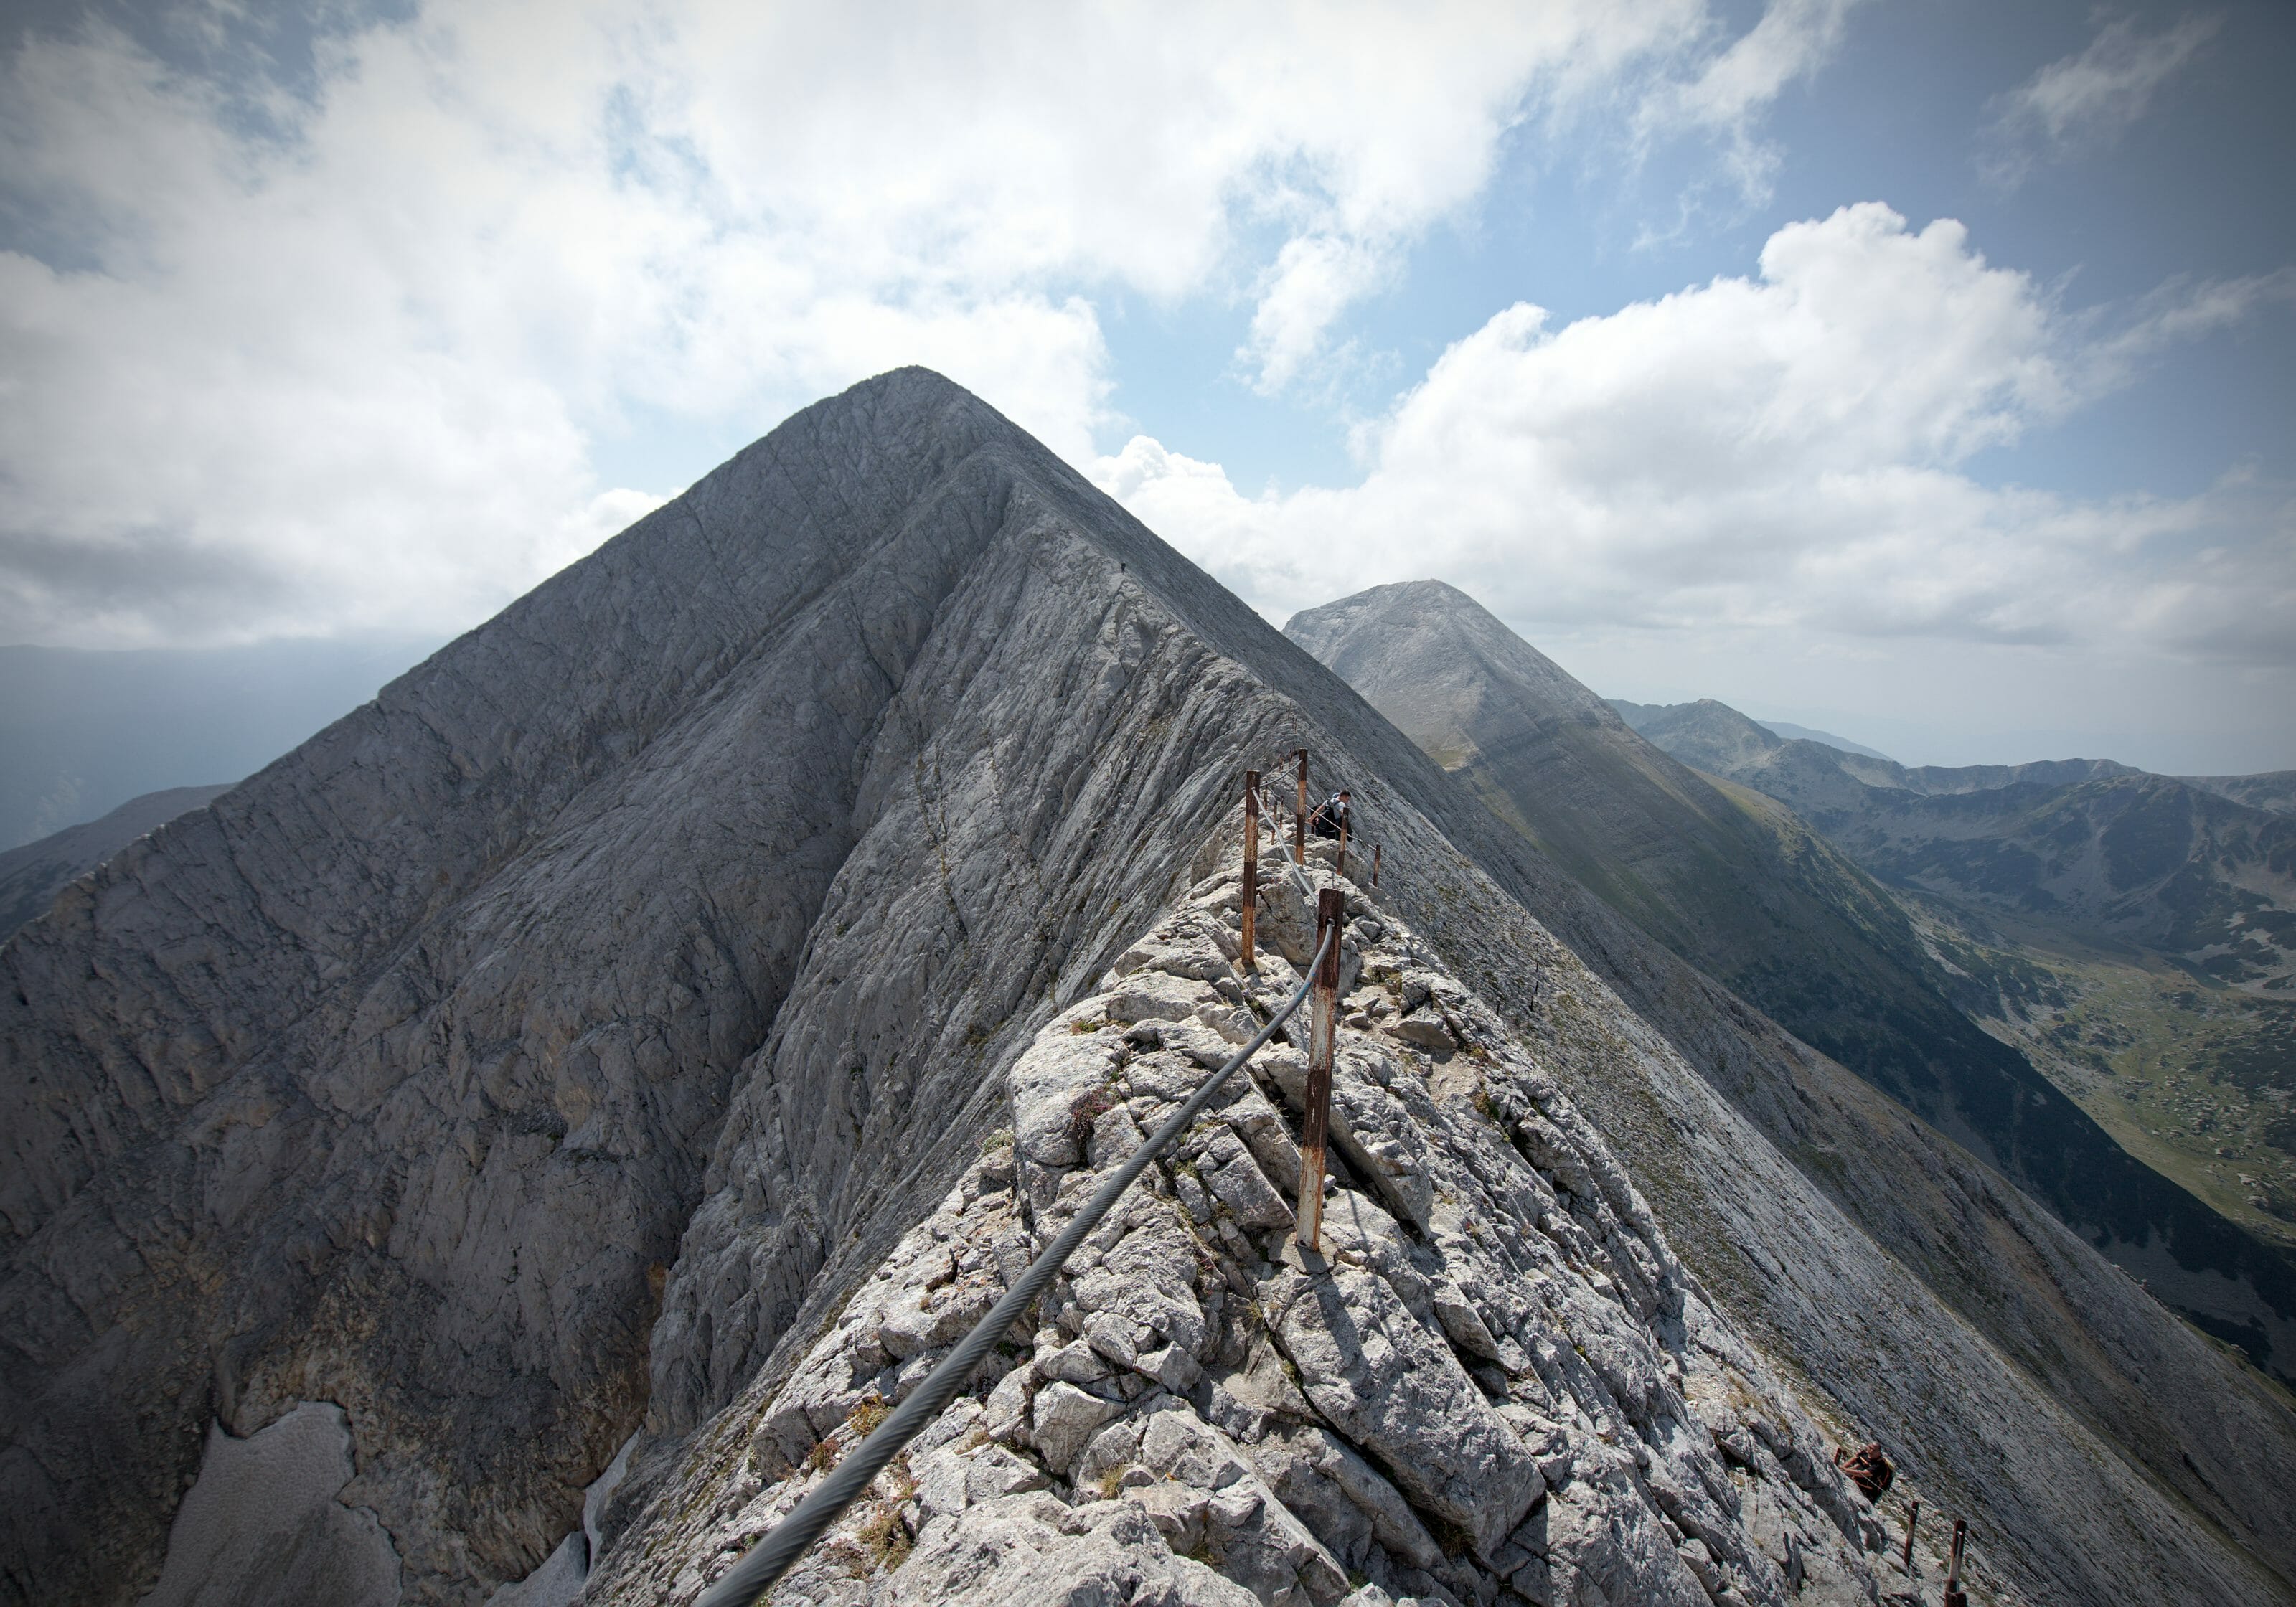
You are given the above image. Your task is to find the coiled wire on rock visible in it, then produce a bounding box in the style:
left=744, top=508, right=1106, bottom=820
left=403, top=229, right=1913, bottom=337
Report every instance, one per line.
left=692, top=922, right=1336, bottom=1607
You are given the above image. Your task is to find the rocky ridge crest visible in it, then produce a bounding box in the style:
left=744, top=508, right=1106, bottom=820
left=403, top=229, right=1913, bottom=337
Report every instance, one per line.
left=588, top=845, right=1924, bottom=1607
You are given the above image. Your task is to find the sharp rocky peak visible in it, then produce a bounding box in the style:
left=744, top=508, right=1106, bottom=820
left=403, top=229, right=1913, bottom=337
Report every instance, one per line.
left=1283, top=581, right=1624, bottom=772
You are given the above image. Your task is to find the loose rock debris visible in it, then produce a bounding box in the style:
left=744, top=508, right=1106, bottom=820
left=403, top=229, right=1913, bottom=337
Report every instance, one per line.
left=588, top=852, right=1955, bottom=1607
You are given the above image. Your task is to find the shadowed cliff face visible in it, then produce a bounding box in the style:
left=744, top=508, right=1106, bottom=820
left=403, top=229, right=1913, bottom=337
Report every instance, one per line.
left=1286, top=580, right=2296, bottom=1378
left=5, top=377, right=2295, bottom=1607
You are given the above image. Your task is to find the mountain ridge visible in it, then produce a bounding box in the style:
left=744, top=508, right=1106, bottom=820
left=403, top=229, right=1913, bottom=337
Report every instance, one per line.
left=1609, top=700, right=1893, bottom=763
left=1614, top=695, right=2296, bottom=994
left=5, top=376, right=2292, bottom=1606
left=1285, top=580, right=2296, bottom=1382
left=0, top=784, right=230, bottom=940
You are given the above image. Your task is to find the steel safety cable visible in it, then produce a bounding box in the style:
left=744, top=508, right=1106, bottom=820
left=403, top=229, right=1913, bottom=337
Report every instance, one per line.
left=692, top=920, right=1338, bottom=1607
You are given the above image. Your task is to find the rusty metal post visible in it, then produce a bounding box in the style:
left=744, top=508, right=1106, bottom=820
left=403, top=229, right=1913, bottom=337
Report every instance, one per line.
left=1372, top=842, right=1381, bottom=888
left=1901, top=1499, right=1918, bottom=1571
left=1241, top=771, right=1260, bottom=973
left=1337, top=814, right=1348, bottom=879
left=1297, top=889, right=1343, bottom=1250
left=1294, top=750, right=1309, bottom=864
left=1943, top=1518, right=1967, bottom=1607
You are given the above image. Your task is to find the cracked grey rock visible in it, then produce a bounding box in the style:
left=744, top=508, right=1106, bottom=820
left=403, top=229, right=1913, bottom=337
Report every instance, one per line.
left=882, top=1492, right=1258, bottom=1607
left=1261, top=1255, right=1543, bottom=1558
left=1032, top=1382, right=1121, bottom=1474
left=583, top=872, right=1898, bottom=1606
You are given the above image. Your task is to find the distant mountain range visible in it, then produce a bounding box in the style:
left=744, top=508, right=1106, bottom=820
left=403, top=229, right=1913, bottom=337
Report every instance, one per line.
left=2185, top=770, right=2296, bottom=817
left=1606, top=690, right=2296, bottom=1261
left=0, top=637, right=436, bottom=852
left=1612, top=697, right=2294, bottom=994
left=1612, top=699, right=1893, bottom=761
left=1292, top=580, right=2296, bottom=1377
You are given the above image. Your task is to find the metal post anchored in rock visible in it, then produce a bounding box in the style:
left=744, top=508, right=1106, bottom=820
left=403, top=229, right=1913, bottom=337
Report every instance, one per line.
left=1944, top=1517, right=1967, bottom=1607
left=1294, top=748, right=1309, bottom=864
left=1901, top=1498, right=1919, bottom=1572
left=1297, top=888, right=1343, bottom=1251
left=1337, top=812, right=1348, bottom=879
left=1241, top=770, right=1261, bottom=973
left=1372, top=842, right=1380, bottom=888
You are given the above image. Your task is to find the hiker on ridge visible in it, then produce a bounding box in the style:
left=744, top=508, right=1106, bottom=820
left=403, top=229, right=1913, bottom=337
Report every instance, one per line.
left=1309, top=788, right=1352, bottom=841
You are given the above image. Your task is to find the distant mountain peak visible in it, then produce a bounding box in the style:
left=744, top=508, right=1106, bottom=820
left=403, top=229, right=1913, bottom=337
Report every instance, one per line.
left=1606, top=695, right=1782, bottom=775
left=1285, top=578, right=1621, bottom=768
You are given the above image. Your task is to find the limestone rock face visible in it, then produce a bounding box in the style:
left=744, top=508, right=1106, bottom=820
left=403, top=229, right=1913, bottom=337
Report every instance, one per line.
left=138, top=1403, right=398, bottom=1607
left=4, top=372, right=2292, bottom=1607
left=585, top=864, right=1881, bottom=1607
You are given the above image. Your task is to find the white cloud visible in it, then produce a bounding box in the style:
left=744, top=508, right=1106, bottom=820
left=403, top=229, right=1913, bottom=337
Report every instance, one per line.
left=1095, top=202, right=2294, bottom=671
left=1982, top=11, right=2221, bottom=187
left=1637, top=0, right=1860, bottom=202
left=1664, top=0, right=1858, bottom=128
left=1240, top=235, right=1393, bottom=396
left=0, top=0, right=1857, bottom=645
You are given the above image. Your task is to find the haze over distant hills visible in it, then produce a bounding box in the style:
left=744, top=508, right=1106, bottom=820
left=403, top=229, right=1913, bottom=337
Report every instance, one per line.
left=1611, top=700, right=1892, bottom=763
left=1616, top=698, right=2294, bottom=994
left=0, top=785, right=230, bottom=940
left=2184, top=771, right=2296, bottom=818
left=0, top=638, right=438, bottom=852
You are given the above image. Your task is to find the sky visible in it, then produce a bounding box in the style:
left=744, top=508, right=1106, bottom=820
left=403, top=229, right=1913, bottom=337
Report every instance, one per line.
left=2, top=0, right=2292, bottom=773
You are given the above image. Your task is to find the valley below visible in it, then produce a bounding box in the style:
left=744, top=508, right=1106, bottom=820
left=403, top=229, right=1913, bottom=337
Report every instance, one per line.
left=1909, top=891, right=2296, bottom=1254
left=1601, top=689, right=2296, bottom=1363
